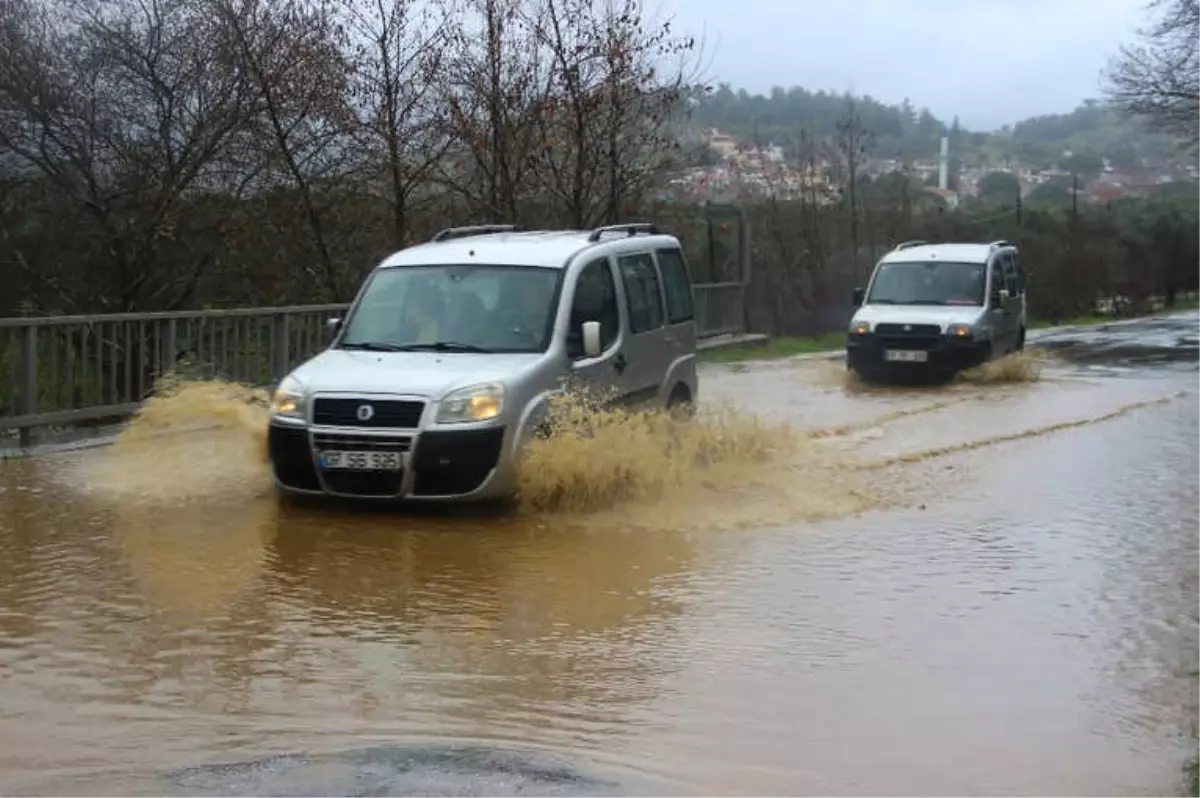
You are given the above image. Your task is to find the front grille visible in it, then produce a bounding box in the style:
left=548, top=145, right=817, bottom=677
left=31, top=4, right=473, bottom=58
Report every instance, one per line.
left=312, top=432, right=413, bottom=453
left=312, top=397, right=425, bottom=428
left=876, top=334, right=942, bottom=351
left=321, top=470, right=405, bottom=497
left=874, top=323, right=942, bottom=336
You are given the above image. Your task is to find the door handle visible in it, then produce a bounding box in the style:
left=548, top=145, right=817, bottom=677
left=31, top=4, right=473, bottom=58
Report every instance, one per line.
left=614, top=353, right=627, bottom=375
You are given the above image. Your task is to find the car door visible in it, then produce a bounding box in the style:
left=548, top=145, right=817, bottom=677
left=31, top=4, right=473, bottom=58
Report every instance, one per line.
left=986, top=254, right=1011, bottom=353
left=652, top=245, right=697, bottom=367
left=614, top=251, right=668, bottom=409
left=992, top=252, right=1021, bottom=353
left=564, top=256, right=633, bottom=404
left=1010, top=250, right=1029, bottom=329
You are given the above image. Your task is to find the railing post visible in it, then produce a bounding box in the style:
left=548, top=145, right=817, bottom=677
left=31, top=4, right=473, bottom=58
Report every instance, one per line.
left=19, top=325, right=37, bottom=449
left=163, top=318, right=177, bottom=378
left=272, top=313, right=290, bottom=383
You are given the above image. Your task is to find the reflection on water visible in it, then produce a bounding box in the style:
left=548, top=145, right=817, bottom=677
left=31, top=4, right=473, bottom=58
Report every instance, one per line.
left=0, top=319, right=1197, bottom=795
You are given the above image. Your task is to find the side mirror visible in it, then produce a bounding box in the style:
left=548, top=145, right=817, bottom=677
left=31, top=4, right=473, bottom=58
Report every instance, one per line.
left=581, top=320, right=602, bottom=358
left=851, top=287, right=865, bottom=307
left=325, top=316, right=342, bottom=341
left=999, top=288, right=1010, bottom=301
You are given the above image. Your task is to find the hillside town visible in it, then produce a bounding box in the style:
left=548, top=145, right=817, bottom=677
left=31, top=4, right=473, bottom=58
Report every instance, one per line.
left=664, top=127, right=1200, bottom=207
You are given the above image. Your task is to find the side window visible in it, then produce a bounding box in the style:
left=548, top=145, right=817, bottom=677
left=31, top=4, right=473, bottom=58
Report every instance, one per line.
left=656, top=247, right=694, bottom=324
left=1012, top=252, right=1026, bottom=295
left=990, top=256, right=1007, bottom=299
left=1001, top=254, right=1018, bottom=295
left=567, top=258, right=620, bottom=358
left=618, top=253, right=665, bottom=334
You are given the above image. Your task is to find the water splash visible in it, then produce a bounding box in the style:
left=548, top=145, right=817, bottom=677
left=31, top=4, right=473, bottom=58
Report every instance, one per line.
left=516, top=391, right=798, bottom=514
left=956, top=351, right=1044, bottom=385
left=86, top=376, right=273, bottom=504
left=80, top=378, right=877, bottom=528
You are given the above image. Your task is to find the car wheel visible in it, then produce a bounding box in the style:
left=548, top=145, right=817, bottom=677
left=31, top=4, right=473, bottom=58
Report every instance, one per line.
left=666, top=385, right=695, bottom=420
left=1015, top=326, right=1026, bottom=351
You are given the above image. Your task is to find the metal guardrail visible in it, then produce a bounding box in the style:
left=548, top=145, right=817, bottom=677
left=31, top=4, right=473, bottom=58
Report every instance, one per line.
left=1, top=283, right=746, bottom=446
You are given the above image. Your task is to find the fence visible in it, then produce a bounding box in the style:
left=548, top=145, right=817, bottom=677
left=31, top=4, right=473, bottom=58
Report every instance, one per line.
left=1, top=283, right=746, bottom=447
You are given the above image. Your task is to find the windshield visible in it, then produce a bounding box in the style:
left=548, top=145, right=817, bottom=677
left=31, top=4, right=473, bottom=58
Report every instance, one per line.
left=339, top=264, right=562, bottom=353
left=865, top=261, right=986, bottom=306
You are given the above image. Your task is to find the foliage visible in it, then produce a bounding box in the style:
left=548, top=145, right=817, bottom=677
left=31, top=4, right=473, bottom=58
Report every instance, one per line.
left=1104, top=0, right=1199, bottom=146
left=688, top=86, right=1188, bottom=169
left=0, top=0, right=704, bottom=314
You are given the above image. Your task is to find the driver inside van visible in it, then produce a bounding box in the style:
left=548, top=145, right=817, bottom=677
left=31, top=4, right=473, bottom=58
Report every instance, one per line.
left=395, top=278, right=445, bottom=344
left=946, top=268, right=986, bottom=305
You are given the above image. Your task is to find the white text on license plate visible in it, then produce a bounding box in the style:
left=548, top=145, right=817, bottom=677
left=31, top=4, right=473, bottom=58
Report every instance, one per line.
left=884, top=349, right=928, bottom=363
left=318, top=450, right=402, bottom=471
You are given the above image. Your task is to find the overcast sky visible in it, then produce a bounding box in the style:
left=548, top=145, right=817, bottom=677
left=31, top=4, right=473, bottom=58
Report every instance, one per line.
left=657, top=0, right=1150, bottom=131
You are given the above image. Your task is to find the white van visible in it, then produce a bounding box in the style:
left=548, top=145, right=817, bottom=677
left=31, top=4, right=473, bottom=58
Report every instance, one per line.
left=846, top=240, right=1028, bottom=380
left=267, top=224, right=699, bottom=502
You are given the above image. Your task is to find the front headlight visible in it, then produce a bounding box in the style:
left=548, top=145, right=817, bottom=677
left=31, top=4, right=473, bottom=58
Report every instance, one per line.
left=271, top=375, right=306, bottom=419
left=849, top=320, right=870, bottom=336
left=437, top=382, right=506, bottom=424
left=946, top=324, right=973, bottom=339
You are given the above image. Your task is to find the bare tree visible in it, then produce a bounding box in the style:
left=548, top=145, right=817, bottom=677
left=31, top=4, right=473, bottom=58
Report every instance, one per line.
left=340, top=0, right=453, bottom=248
left=437, top=0, right=548, bottom=223
left=592, top=0, right=701, bottom=223
left=0, top=0, right=257, bottom=311
left=834, top=97, right=872, bottom=284
left=209, top=0, right=355, bottom=298
left=1105, top=0, right=1199, bottom=146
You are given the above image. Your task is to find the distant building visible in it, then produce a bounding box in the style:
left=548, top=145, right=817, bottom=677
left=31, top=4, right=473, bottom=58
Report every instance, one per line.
left=708, top=129, right=739, bottom=160
left=923, top=186, right=960, bottom=209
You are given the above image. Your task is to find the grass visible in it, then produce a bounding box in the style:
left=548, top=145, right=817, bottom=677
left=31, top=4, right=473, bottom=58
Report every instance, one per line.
left=700, top=301, right=1200, bottom=364
left=1029, top=298, right=1199, bottom=329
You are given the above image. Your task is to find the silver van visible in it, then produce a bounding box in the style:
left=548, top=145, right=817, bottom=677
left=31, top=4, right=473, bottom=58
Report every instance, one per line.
left=267, top=224, right=699, bottom=502
left=846, top=239, right=1028, bottom=381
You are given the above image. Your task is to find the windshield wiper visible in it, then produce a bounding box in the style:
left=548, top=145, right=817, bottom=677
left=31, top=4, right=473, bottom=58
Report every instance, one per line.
left=340, top=341, right=410, bottom=351
left=866, top=298, right=898, bottom=304
left=390, top=341, right=494, bottom=353
left=341, top=340, right=494, bottom=353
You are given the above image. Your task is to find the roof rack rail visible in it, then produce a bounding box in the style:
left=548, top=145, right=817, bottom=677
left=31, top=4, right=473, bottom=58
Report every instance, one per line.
left=988, top=239, right=1013, bottom=249
left=586, top=222, right=658, bottom=243
left=892, top=239, right=928, bottom=251
left=432, top=225, right=518, bottom=243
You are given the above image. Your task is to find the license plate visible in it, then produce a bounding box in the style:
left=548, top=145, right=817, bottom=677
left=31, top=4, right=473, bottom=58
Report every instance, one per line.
left=317, top=450, right=402, bottom=471
left=884, top=349, right=928, bottom=363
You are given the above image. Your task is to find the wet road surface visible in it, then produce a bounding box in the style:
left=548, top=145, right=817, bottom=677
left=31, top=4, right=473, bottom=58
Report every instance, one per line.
left=1, top=312, right=1197, bottom=796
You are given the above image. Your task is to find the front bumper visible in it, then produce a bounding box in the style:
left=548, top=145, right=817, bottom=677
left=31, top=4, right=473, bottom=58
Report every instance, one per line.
left=845, top=332, right=989, bottom=375
left=268, top=421, right=512, bottom=502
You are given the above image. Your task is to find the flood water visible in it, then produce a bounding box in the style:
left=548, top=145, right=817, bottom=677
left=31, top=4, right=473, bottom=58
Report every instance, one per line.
left=1, top=313, right=1197, bottom=796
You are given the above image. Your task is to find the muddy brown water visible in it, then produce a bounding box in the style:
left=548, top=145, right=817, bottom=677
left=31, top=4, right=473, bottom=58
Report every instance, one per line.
left=1, top=317, right=1197, bottom=796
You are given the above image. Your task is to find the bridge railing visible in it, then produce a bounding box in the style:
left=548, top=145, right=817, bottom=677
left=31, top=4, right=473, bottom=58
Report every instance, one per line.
left=1, top=282, right=746, bottom=446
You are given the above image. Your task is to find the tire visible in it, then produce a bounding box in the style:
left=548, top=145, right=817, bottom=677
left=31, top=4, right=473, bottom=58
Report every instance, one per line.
left=1015, top=326, right=1026, bottom=351
left=666, top=385, right=695, bottom=420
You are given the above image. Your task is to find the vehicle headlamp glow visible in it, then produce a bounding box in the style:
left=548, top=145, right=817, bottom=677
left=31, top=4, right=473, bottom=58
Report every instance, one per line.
left=849, top=321, right=871, bottom=335
left=437, top=382, right=505, bottom=423
left=946, top=324, right=972, bottom=339
left=271, top=375, right=306, bottom=418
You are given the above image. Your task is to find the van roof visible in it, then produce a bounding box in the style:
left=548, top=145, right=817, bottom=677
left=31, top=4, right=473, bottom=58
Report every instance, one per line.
left=378, top=230, right=681, bottom=270
left=879, top=243, right=1008, bottom=265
